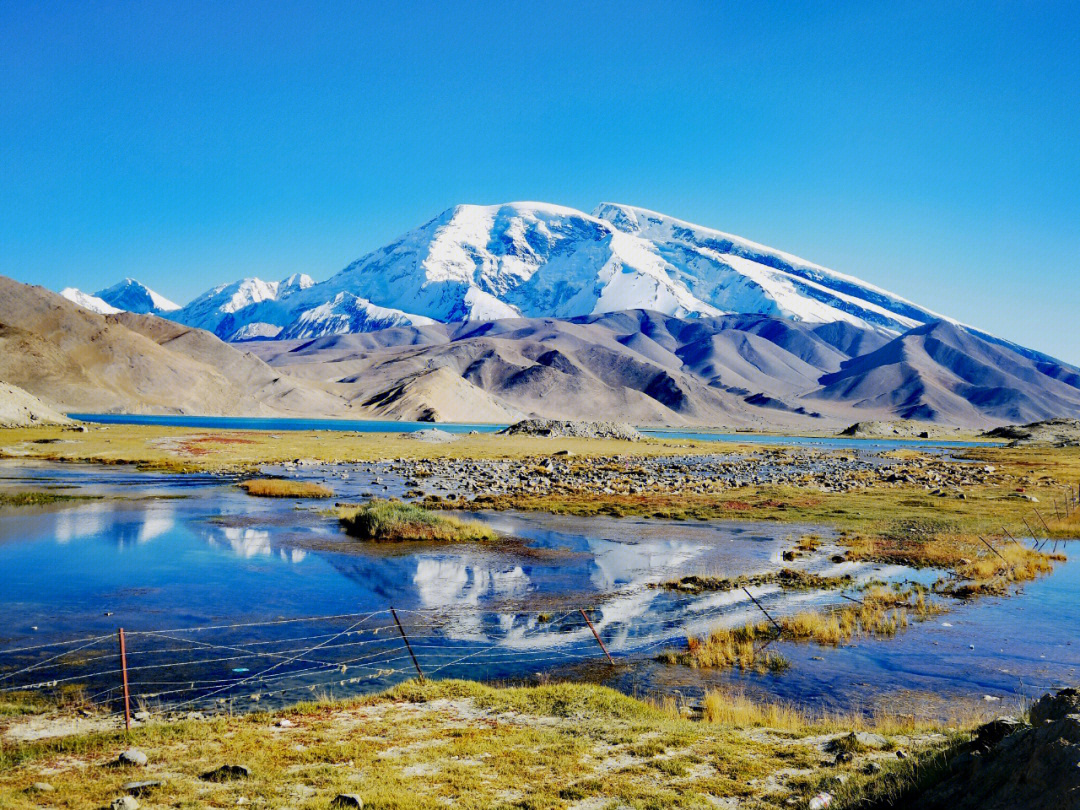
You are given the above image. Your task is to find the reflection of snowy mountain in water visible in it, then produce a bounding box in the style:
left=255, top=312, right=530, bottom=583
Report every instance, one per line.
left=49, top=502, right=176, bottom=547
left=310, top=513, right=807, bottom=650
left=201, top=525, right=308, bottom=563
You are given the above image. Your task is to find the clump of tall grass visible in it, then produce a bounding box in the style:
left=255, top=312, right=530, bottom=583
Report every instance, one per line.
left=339, top=499, right=497, bottom=543
left=661, top=585, right=944, bottom=670
left=697, top=685, right=992, bottom=735
left=238, top=478, right=333, bottom=498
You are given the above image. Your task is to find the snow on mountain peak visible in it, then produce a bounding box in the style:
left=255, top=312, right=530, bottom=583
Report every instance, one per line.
left=94, top=278, right=180, bottom=313
left=74, top=200, right=977, bottom=344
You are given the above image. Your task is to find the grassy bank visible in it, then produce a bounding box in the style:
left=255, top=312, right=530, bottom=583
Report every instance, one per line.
left=0, top=679, right=973, bottom=810
left=0, top=424, right=720, bottom=473
left=339, top=500, right=497, bottom=543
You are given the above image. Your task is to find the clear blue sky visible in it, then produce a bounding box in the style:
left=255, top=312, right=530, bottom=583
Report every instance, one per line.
left=2, top=1, right=1077, bottom=363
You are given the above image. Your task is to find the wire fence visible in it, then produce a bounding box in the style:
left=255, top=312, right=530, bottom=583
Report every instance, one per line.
left=0, top=604, right=667, bottom=726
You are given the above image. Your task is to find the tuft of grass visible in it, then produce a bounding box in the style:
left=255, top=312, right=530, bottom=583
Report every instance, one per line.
left=238, top=478, right=334, bottom=498
left=339, top=499, right=497, bottom=543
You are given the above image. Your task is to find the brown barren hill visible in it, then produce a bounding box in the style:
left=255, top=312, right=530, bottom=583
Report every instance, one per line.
left=0, top=276, right=349, bottom=417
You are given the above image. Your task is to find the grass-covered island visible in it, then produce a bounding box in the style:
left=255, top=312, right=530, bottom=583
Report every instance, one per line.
left=238, top=478, right=335, bottom=498
left=339, top=499, right=497, bottom=543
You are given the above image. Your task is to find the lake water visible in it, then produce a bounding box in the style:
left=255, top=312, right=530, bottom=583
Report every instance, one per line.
left=66, top=413, right=1000, bottom=452
left=0, top=459, right=1072, bottom=719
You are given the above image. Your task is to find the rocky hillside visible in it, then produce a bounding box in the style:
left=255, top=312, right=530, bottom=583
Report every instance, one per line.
left=0, top=381, right=71, bottom=427
left=0, top=277, right=351, bottom=418
left=250, top=309, right=1080, bottom=428
left=875, top=688, right=1080, bottom=810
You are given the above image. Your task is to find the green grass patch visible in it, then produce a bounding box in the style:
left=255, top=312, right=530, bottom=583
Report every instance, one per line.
left=339, top=499, right=496, bottom=543
left=0, top=491, right=101, bottom=507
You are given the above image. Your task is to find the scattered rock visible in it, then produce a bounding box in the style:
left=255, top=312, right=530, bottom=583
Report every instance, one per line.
left=975, top=715, right=1025, bottom=747
left=863, top=761, right=882, bottom=774
left=275, top=718, right=296, bottom=728
left=834, top=751, right=854, bottom=764
left=27, top=782, right=54, bottom=792
left=109, top=797, right=139, bottom=810
left=123, top=781, right=163, bottom=796
left=117, top=748, right=148, bottom=767
left=331, top=795, right=365, bottom=809
left=201, top=764, right=251, bottom=782
left=133, top=711, right=150, bottom=722
left=852, top=731, right=888, bottom=749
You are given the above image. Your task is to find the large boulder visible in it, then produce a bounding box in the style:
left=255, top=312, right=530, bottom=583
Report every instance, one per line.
left=878, top=687, right=1080, bottom=810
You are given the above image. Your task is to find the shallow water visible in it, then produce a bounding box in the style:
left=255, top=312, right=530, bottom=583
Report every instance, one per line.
left=0, top=460, right=1072, bottom=717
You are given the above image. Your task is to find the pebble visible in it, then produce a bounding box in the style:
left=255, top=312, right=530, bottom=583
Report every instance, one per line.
left=117, top=748, right=148, bottom=767
left=110, top=797, right=139, bottom=810
left=276, top=718, right=296, bottom=728
left=27, top=782, right=54, bottom=792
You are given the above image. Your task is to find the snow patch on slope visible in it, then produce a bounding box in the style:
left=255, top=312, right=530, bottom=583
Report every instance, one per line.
left=61, top=288, right=121, bottom=315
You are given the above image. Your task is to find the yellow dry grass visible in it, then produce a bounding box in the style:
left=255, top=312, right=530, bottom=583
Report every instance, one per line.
left=238, top=478, right=334, bottom=498
left=664, top=585, right=946, bottom=670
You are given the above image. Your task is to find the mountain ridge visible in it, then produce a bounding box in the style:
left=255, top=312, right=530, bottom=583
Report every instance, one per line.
left=60, top=200, right=1067, bottom=367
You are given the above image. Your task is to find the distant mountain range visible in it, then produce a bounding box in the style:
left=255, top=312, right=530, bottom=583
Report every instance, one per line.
left=30, top=202, right=1080, bottom=427
left=6, top=273, right=1079, bottom=427
left=63, top=201, right=1048, bottom=357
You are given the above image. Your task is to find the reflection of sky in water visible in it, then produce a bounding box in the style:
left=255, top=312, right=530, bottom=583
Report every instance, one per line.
left=1, top=460, right=1077, bottom=714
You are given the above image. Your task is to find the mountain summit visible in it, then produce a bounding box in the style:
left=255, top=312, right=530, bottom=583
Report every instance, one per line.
left=56, top=203, right=1030, bottom=360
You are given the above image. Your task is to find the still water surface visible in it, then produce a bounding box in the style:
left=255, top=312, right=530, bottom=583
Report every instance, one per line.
left=0, top=460, right=1073, bottom=716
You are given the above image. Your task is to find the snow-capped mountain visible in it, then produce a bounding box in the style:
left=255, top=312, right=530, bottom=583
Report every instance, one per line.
left=170, top=274, right=318, bottom=340
left=213, top=201, right=949, bottom=341
left=277, top=292, right=435, bottom=340
left=95, top=278, right=180, bottom=314
left=60, top=288, right=121, bottom=315
left=592, top=204, right=937, bottom=332
left=65, top=202, right=992, bottom=348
